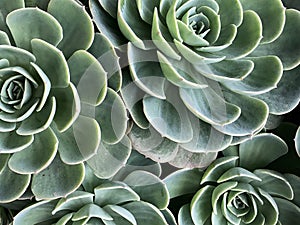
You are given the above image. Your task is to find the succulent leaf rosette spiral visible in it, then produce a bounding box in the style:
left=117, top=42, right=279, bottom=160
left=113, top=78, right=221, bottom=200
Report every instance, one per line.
left=0, top=0, right=128, bottom=203
left=12, top=152, right=176, bottom=225
left=165, top=133, right=300, bottom=225
left=90, top=0, right=300, bottom=167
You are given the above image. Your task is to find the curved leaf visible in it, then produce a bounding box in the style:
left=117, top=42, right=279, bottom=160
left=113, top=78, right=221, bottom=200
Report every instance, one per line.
left=218, top=10, right=262, bottom=59
left=31, top=38, right=70, bottom=88
left=94, top=88, right=128, bottom=144
left=129, top=125, right=178, bottom=163
left=164, top=169, right=203, bottom=198
left=180, top=86, right=241, bottom=126
left=13, top=200, right=58, bottom=225
left=251, top=9, right=300, bottom=70
left=48, top=0, right=94, bottom=58
left=68, top=50, right=107, bottom=106
left=0, top=131, right=33, bottom=154
left=6, top=7, right=62, bottom=50
left=143, top=85, right=193, bottom=143
left=88, top=33, right=122, bottom=91
left=52, top=83, right=80, bottom=132
left=55, top=115, right=101, bottom=165
left=240, top=0, right=285, bottom=43
left=169, top=146, right=217, bottom=169
left=123, top=171, right=169, bottom=209
left=122, top=201, right=168, bottom=225
left=213, top=91, right=268, bottom=136
left=239, top=133, right=288, bottom=170
left=257, top=66, right=300, bottom=115
left=32, top=155, right=85, bottom=200
left=0, top=165, right=30, bottom=203
left=128, top=43, right=166, bottom=99
left=8, top=127, right=58, bottom=174
left=87, top=136, right=131, bottom=179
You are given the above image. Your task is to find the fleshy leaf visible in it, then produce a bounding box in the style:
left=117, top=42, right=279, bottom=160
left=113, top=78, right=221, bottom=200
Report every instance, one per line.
left=239, top=133, right=288, bottom=170
left=128, top=43, right=166, bottom=99
left=55, top=115, right=101, bottom=165
left=222, top=56, right=283, bottom=95
left=94, top=88, right=127, bottom=144
left=178, top=204, right=195, bottom=225
left=8, top=127, right=58, bottom=174
left=123, top=170, right=169, bottom=209
left=0, top=30, right=10, bottom=45
left=103, top=205, right=137, bottom=225
left=52, top=191, right=94, bottom=214
left=0, top=45, right=36, bottom=68
left=143, top=86, right=193, bottom=143
left=253, top=169, right=293, bottom=200
left=68, top=50, right=107, bottom=106
left=158, top=52, right=208, bottom=89
left=87, top=136, right=131, bottom=179
left=89, top=0, right=127, bottom=47
left=180, top=116, right=232, bottom=152
left=217, top=167, right=262, bottom=183
left=117, top=0, right=151, bottom=49
left=94, top=182, right=140, bottom=206
left=218, top=10, right=262, bottom=59
left=190, top=185, right=215, bottom=224
left=31, top=38, right=70, bottom=88
left=121, top=73, right=149, bottom=129
left=284, top=174, right=300, bottom=206
left=48, top=0, right=94, bottom=58
left=194, top=59, right=254, bottom=82
left=214, top=91, right=268, bottom=136
left=13, top=200, right=58, bottom=225
left=201, top=156, right=238, bottom=184
left=251, top=9, right=300, bottom=70
left=180, top=86, right=241, bottom=126
left=122, top=201, right=168, bottom=225
left=32, top=155, right=85, bottom=200
left=6, top=7, right=63, bottom=51
left=257, top=66, right=300, bottom=115
left=0, top=0, right=24, bottom=38
left=0, top=165, right=30, bottom=203
left=129, top=125, right=178, bottom=163
left=274, top=198, right=300, bottom=225
left=169, top=146, right=217, bottom=169
left=72, top=203, right=113, bottom=221
left=88, top=33, right=122, bottom=91
left=214, top=0, right=243, bottom=27
left=52, top=83, right=80, bottom=132
left=0, top=131, right=33, bottom=153
left=16, top=97, right=56, bottom=136
left=164, top=169, right=203, bottom=198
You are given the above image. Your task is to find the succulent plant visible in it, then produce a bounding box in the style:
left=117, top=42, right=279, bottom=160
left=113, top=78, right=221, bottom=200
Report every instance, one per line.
left=12, top=152, right=176, bottom=225
left=165, top=133, right=300, bottom=225
left=90, top=0, right=300, bottom=168
left=0, top=0, right=128, bottom=203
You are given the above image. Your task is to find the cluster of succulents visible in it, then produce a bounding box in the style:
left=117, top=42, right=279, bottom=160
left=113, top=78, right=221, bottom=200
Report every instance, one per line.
left=0, top=0, right=299, bottom=224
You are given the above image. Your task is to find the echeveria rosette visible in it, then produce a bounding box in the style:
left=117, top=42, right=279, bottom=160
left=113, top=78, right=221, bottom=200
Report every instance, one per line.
left=0, top=0, right=128, bottom=202
left=12, top=152, right=176, bottom=225
left=165, top=133, right=300, bottom=225
left=90, top=0, right=300, bottom=167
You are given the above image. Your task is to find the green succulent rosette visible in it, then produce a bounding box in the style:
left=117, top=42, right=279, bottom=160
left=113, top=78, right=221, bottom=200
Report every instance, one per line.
left=12, top=152, right=176, bottom=225
left=90, top=0, right=300, bottom=167
left=165, top=133, right=300, bottom=225
left=0, top=0, right=128, bottom=203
